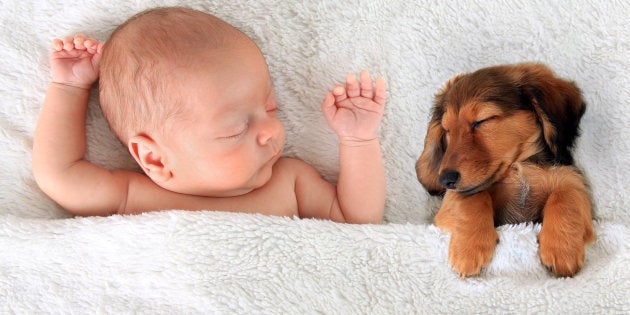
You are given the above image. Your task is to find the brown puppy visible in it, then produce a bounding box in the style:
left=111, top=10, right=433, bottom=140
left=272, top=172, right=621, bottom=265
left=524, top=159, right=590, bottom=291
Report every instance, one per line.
left=416, top=63, right=594, bottom=277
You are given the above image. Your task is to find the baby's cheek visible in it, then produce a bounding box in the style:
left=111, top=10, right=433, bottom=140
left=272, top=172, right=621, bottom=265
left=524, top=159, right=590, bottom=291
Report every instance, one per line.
left=217, top=156, right=253, bottom=185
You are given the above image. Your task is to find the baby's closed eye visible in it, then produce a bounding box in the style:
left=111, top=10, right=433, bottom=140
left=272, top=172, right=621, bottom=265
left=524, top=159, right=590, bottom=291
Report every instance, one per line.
left=220, top=122, right=249, bottom=140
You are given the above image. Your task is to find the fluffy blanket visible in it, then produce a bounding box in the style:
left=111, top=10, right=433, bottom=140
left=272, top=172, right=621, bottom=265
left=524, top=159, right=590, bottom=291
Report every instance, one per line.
left=1, top=0, right=629, bottom=313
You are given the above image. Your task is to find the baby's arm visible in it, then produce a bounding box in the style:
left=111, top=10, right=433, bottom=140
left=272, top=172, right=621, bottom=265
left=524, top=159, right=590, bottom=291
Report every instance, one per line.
left=32, top=35, right=128, bottom=215
left=316, top=71, right=386, bottom=224
left=32, top=36, right=173, bottom=216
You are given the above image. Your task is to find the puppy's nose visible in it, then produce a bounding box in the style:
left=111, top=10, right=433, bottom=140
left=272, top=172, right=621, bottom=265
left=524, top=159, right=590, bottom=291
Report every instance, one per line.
left=438, top=170, right=460, bottom=190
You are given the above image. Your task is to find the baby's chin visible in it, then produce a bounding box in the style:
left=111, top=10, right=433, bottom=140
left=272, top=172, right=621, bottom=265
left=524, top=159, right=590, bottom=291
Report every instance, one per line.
left=197, top=171, right=273, bottom=197
left=216, top=151, right=281, bottom=197
left=209, top=187, right=255, bottom=197
left=161, top=181, right=258, bottom=198
left=222, top=158, right=278, bottom=196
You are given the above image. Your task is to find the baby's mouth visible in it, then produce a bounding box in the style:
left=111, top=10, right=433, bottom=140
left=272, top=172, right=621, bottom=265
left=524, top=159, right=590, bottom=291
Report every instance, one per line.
left=270, top=150, right=281, bottom=161
left=266, top=147, right=282, bottom=165
left=270, top=140, right=283, bottom=159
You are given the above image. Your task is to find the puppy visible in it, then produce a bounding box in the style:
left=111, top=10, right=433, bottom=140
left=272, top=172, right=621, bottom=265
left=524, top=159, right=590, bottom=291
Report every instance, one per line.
left=416, top=63, right=593, bottom=277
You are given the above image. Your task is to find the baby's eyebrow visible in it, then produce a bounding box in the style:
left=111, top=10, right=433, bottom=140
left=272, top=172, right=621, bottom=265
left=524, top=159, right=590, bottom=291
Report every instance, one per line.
left=222, top=115, right=248, bottom=128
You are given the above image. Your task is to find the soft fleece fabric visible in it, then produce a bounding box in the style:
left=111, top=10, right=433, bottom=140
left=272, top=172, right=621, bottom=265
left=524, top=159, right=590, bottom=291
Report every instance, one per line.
left=1, top=0, right=628, bottom=313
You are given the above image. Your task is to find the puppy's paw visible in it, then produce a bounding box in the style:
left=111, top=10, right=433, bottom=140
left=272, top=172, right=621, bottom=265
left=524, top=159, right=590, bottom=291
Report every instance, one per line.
left=448, top=232, right=498, bottom=277
left=538, top=226, right=586, bottom=277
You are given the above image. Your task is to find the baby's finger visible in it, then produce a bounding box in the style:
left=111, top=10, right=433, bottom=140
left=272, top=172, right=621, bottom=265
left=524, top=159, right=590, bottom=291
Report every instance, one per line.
left=374, top=77, right=386, bottom=105
left=91, top=43, right=104, bottom=67
left=84, top=38, right=100, bottom=54
left=321, top=92, right=336, bottom=122
left=62, top=36, right=75, bottom=51
left=51, top=39, right=64, bottom=52
left=359, top=71, right=374, bottom=98
left=346, top=73, right=360, bottom=98
left=333, top=85, right=348, bottom=104
left=73, top=34, right=87, bottom=50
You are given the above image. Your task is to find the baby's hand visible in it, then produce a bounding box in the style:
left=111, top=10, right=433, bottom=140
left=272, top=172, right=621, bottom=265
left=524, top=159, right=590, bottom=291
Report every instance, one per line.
left=321, top=71, right=386, bottom=143
left=50, top=35, right=102, bottom=89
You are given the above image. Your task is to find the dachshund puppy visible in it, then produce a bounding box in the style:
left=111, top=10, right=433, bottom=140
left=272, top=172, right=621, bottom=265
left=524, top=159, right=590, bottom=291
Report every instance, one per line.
left=416, top=63, right=593, bottom=277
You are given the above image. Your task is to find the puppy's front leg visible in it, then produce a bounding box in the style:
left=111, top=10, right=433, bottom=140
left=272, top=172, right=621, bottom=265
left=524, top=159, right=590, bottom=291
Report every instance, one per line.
left=435, top=190, right=498, bottom=277
left=538, top=172, right=594, bottom=277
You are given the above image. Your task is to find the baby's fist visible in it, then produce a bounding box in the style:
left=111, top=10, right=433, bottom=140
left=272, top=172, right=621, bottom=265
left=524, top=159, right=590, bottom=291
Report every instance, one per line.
left=50, top=35, right=102, bottom=89
left=321, top=71, right=386, bottom=142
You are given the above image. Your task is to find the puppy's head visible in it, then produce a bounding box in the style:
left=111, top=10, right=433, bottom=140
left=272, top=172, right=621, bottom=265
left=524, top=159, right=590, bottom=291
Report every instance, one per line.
left=416, top=64, right=585, bottom=195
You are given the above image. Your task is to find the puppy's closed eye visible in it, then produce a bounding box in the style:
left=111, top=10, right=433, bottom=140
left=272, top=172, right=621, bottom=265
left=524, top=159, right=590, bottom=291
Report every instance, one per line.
left=471, top=116, right=497, bottom=130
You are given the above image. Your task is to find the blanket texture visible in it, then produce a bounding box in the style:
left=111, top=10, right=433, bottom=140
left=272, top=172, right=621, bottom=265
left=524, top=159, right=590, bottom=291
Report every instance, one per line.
left=1, top=0, right=629, bottom=313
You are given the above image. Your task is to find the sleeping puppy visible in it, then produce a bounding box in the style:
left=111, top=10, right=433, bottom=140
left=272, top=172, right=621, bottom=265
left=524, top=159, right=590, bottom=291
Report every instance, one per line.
left=416, top=63, right=593, bottom=277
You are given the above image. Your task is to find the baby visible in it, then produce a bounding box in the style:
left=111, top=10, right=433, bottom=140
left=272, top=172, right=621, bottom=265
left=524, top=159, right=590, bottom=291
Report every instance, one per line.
left=32, top=7, right=386, bottom=224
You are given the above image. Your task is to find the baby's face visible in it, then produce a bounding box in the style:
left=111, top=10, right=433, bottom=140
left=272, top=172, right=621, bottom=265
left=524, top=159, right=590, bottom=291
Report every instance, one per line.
left=160, top=46, right=285, bottom=197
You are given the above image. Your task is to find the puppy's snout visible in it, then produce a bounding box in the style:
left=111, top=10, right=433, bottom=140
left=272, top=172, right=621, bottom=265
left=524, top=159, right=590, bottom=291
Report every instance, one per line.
left=439, top=170, right=460, bottom=190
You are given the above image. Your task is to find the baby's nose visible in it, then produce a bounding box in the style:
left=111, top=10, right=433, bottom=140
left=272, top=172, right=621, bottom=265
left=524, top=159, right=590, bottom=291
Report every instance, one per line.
left=257, top=119, right=281, bottom=145
left=257, top=130, right=273, bottom=145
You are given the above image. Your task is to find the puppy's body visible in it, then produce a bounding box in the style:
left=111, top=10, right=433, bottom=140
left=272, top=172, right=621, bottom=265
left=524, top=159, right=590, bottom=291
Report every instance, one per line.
left=416, top=64, right=593, bottom=277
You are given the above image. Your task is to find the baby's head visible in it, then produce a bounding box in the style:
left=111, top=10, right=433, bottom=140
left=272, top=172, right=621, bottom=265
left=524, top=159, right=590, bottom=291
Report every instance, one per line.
left=99, top=7, right=285, bottom=197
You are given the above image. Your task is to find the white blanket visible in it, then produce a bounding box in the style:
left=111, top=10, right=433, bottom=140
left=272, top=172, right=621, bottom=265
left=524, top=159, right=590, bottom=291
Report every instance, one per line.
left=1, top=0, right=629, bottom=313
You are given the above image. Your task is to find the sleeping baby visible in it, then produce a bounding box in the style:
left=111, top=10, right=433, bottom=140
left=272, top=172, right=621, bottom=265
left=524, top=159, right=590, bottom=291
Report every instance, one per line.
left=32, top=7, right=387, bottom=223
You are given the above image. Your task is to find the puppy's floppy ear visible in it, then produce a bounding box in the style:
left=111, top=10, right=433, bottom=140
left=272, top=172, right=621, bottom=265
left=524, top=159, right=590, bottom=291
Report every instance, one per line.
left=416, top=118, right=445, bottom=195
left=416, top=75, right=462, bottom=195
left=517, top=64, right=586, bottom=165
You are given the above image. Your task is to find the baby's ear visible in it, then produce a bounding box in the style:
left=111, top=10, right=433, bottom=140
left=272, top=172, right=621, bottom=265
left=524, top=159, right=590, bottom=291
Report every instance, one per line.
left=128, top=135, right=173, bottom=183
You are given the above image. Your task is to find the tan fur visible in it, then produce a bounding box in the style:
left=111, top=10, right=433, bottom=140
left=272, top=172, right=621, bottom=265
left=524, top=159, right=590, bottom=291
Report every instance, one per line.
left=416, top=63, right=594, bottom=277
